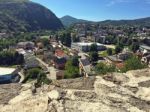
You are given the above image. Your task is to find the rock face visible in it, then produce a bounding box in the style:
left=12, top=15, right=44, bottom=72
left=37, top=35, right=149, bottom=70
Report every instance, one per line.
left=0, top=69, right=150, bottom=112
left=0, top=0, right=63, bottom=32
left=0, top=84, right=21, bottom=105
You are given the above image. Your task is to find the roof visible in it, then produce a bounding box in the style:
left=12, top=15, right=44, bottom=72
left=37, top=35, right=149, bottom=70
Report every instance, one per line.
left=18, top=41, right=34, bottom=45
left=55, top=49, right=65, bottom=57
left=80, top=58, right=91, bottom=74
left=140, top=45, right=150, bottom=50
left=24, top=54, right=39, bottom=69
left=115, top=63, right=124, bottom=69
left=107, top=55, right=123, bottom=62
left=73, top=42, right=104, bottom=46
left=0, top=67, right=16, bottom=76
left=80, top=58, right=91, bottom=66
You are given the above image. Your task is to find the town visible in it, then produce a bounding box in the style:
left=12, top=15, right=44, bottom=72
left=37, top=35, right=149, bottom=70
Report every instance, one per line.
left=0, top=0, right=150, bottom=112
left=0, top=23, right=150, bottom=86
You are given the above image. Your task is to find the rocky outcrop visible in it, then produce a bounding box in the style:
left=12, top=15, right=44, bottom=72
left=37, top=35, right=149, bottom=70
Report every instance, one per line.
left=0, top=69, right=150, bottom=112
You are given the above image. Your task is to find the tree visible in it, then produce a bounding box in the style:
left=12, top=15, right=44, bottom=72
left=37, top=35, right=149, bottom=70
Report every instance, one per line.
left=64, top=60, right=79, bottom=79
left=72, top=56, right=79, bottom=66
left=60, top=32, right=72, bottom=47
left=120, top=38, right=128, bottom=46
left=0, top=50, right=24, bottom=66
left=90, top=44, right=97, bottom=52
left=130, top=42, right=139, bottom=53
left=90, top=51, right=99, bottom=62
left=72, top=33, right=79, bottom=42
left=115, top=45, right=122, bottom=54
left=107, top=48, right=113, bottom=55
left=26, top=68, right=41, bottom=80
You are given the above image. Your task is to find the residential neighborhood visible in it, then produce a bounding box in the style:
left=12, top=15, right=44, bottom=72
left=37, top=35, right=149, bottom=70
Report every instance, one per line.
left=0, top=23, right=150, bottom=85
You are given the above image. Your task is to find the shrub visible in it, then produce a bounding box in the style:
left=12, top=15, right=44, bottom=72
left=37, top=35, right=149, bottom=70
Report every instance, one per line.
left=35, top=72, right=51, bottom=87
left=64, top=60, right=79, bottom=79
left=107, top=48, right=113, bottom=55
left=121, top=56, right=147, bottom=72
left=95, top=62, right=116, bottom=75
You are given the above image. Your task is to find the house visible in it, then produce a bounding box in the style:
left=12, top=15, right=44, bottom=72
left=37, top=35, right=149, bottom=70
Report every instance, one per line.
left=79, top=58, right=92, bottom=77
left=106, top=55, right=124, bottom=69
left=53, top=49, right=67, bottom=69
left=53, top=57, right=66, bottom=69
left=71, top=42, right=106, bottom=52
left=17, top=42, right=35, bottom=50
left=140, top=45, right=150, bottom=54
left=0, top=67, right=20, bottom=84
left=106, top=55, right=123, bottom=64
left=106, top=52, right=132, bottom=69
left=55, top=49, right=65, bottom=58
left=118, top=52, right=132, bottom=61
left=94, top=35, right=106, bottom=44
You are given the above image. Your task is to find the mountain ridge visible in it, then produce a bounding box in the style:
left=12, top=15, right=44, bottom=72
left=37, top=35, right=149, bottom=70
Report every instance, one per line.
left=60, top=15, right=150, bottom=27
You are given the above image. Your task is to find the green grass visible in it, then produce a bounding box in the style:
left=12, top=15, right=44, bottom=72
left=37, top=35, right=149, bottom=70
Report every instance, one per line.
left=99, top=51, right=108, bottom=57
left=40, top=36, right=49, bottom=39
left=99, top=49, right=115, bottom=57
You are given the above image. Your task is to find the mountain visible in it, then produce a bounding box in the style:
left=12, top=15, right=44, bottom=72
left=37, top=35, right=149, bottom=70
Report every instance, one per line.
left=0, top=0, right=63, bottom=32
left=60, top=15, right=91, bottom=27
left=99, top=17, right=150, bottom=27
left=61, top=15, right=150, bottom=27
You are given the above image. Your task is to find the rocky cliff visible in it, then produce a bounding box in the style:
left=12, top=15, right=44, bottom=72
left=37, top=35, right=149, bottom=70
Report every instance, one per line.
left=0, top=69, right=150, bottom=112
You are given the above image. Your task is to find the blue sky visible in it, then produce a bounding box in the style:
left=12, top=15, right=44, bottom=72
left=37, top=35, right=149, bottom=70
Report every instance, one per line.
left=31, top=0, right=150, bottom=21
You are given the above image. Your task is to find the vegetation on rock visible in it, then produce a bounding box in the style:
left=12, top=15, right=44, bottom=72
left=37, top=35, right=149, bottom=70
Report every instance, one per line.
left=0, top=0, right=63, bottom=32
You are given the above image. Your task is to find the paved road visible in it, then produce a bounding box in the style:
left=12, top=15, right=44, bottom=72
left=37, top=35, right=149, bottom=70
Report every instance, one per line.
left=36, top=58, right=57, bottom=80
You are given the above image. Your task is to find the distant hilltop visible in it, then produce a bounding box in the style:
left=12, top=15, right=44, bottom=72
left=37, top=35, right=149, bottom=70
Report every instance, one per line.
left=60, top=15, right=92, bottom=27
left=60, top=15, right=150, bottom=27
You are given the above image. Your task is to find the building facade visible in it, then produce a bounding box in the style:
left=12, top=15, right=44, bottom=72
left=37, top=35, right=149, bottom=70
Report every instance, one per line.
left=71, top=42, right=106, bottom=52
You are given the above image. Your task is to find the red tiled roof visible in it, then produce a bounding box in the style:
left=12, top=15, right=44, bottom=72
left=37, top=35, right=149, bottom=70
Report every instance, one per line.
left=115, top=63, right=124, bottom=69
left=55, top=49, right=65, bottom=57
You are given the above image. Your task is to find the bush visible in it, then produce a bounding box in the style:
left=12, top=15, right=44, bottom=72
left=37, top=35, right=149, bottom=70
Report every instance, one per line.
left=26, top=68, right=41, bottom=79
left=35, top=72, right=51, bottom=87
left=121, top=56, right=147, bottom=72
left=64, top=60, right=79, bottom=79
left=95, top=62, right=116, bottom=75
left=107, top=48, right=113, bottom=55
